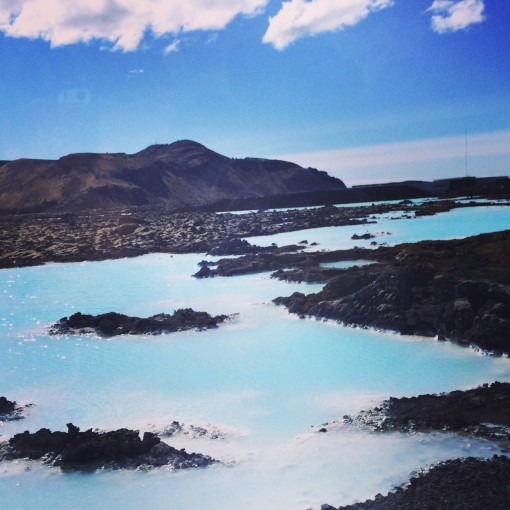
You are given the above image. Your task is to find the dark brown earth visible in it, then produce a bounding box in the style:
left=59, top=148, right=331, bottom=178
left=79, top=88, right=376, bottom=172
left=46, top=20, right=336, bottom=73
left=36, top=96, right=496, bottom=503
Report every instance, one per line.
left=49, top=309, right=230, bottom=337
left=0, top=423, right=215, bottom=472
left=322, top=455, right=510, bottom=510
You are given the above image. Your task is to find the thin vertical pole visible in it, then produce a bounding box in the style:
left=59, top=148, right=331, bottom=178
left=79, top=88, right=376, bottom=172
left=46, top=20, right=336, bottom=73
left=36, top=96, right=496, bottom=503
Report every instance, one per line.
left=465, top=130, right=468, bottom=177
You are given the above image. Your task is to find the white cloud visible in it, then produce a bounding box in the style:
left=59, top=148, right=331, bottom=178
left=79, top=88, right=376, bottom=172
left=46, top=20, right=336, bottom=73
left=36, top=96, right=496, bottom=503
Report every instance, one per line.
left=427, top=0, right=485, bottom=33
left=262, top=0, right=394, bottom=50
left=0, top=0, right=268, bottom=51
left=207, top=33, right=220, bottom=44
left=164, top=40, right=180, bottom=54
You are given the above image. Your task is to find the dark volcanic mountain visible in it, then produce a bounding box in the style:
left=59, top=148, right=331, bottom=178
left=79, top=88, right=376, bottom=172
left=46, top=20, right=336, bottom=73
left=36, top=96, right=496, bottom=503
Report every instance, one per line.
left=0, top=140, right=345, bottom=213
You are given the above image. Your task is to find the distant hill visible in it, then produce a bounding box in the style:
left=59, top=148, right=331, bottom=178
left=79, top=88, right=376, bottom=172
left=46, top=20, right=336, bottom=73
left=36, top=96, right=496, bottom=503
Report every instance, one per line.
left=0, top=140, right=345, bottom=213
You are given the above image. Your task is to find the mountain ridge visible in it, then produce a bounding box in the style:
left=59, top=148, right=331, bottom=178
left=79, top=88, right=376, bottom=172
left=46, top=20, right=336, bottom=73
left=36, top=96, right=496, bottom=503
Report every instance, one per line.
left=0, top=140, right=345, bottom=213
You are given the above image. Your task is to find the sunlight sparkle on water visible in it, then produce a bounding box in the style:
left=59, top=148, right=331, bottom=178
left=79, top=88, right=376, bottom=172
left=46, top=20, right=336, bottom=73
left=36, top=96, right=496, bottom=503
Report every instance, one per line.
left=0, top=206, right=509, bottom=510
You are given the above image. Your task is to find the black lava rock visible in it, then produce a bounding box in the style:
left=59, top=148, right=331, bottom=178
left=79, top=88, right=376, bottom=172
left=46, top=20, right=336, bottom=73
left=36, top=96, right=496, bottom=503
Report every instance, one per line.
left=49, top=309, right=230, bottom=337
left=0, top=423, right=216, bottom=472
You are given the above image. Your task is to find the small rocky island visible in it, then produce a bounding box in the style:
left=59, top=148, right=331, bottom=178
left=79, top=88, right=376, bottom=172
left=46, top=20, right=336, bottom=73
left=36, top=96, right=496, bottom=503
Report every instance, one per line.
left=49, top=309, right=230, bottom=337
left=0, top=423, right=216, bottom=472
left=0, top=397, right=26, bottom=421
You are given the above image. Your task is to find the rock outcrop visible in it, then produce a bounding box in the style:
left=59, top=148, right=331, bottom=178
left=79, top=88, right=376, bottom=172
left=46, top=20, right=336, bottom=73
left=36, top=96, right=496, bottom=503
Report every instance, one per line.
left=194, top=247, right=372, bottom=279
left=49, top=309, right=229, bottom=337
left=323, top=455, right=510, bottom=510
left=0, top=202, right=375, bottom=268
left=274, top=230, right=510, bottom=354
left=0, top=423, right=216, bottom=472
left=318, top=383, right=510, bottom=508
left=0, top=397, right=25, bottom=421
left=152, top=421, right=231, bottom=441
left=351, top=381, right=510, bottom=443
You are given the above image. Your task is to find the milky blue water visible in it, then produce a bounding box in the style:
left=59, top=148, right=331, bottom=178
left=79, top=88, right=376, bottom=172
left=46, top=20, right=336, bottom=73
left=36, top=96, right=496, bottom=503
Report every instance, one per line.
left=1, top=205, right=509, bottom=510
left=246, top=205, right=510, bottom=251
left=218, top=197, right=509, bottom=215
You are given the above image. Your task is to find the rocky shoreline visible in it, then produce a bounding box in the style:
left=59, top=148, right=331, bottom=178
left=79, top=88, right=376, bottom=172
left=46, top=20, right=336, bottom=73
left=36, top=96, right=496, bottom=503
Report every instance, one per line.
left=194, top=245, right=372, bottom=279
left=49, top=309, right=230, bottom=337
left=0, top=423, right=216, bottom=472
left=0, top=199, right=504, bottom=269
left=2, top=197, right=510, bottom=506
left=318, top=383, right=510, bottom=509
left=0, top=203, right=367, bottom=268
left=322, top=455, right=510, bottom=510
left=196, top=228, right=510, bottom=354
left=347, top=381, right=510, bottom=444
left=274, top=230, right=510, bottom=355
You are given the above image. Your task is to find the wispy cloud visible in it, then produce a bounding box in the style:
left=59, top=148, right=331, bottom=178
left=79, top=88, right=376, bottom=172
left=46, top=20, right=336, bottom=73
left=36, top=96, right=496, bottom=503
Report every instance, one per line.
left=164, top=40, right=180, bottom=54
left=0, top=0, right=268, bottom=51
left=262, top=0, right=394, bottom=50
left=207, top=33, right=220, bottom=44
left=277, top=130, right=510, bottom=184
left=427, top=0, right=485, bottom=33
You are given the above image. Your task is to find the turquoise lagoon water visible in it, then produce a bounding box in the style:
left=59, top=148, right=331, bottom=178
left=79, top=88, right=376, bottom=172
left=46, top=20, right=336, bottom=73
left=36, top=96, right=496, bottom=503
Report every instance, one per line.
left=246, top=205, right=510, bottom=251
left=0, top=205, right=509, bottom=510
left=218, top=197, right=509, bottom=215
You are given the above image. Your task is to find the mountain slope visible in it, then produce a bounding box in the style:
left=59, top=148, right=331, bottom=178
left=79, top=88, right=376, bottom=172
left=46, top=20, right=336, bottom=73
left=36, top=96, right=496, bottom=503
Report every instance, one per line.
left=0, top=140, right=345, bottom=213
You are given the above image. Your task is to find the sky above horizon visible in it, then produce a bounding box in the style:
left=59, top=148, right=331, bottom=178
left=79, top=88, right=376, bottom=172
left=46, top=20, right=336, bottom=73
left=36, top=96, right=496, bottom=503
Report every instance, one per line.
left=0, top=0, right=509, bottom=185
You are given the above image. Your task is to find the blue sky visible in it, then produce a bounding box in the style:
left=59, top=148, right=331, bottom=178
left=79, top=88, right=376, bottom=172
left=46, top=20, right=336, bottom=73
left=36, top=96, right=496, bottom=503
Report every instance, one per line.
left=0, top=0, right=508, bottom=185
